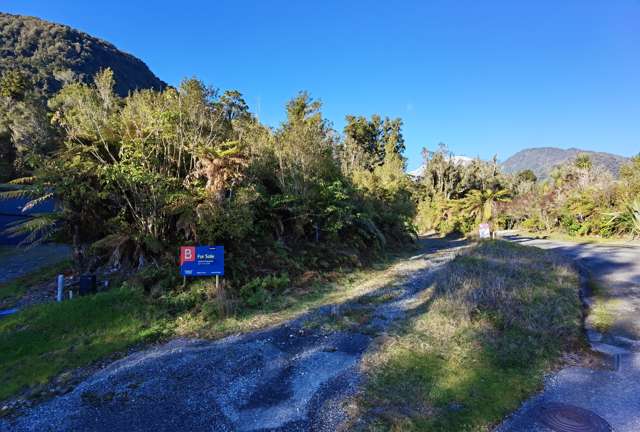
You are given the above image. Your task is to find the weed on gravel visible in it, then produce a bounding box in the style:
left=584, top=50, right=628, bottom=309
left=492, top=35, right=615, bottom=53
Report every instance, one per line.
left=0, top=287, right=171, bottom=401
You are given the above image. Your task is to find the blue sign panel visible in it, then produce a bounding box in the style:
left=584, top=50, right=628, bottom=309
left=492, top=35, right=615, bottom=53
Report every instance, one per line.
left=180, top=245, right=224, bottom=276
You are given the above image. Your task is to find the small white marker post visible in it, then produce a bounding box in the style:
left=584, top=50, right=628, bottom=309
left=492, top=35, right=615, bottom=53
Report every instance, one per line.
left=215, top=275, right=219, bottom=291
left=56, top=274, right=64, bottom=302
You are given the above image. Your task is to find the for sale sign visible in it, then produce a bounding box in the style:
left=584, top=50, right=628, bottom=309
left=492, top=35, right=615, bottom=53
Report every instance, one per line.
left=180, top=246, right=224, bottom=276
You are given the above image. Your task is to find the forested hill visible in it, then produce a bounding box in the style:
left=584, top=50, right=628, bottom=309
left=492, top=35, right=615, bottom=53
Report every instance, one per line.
left=502, top=147, right=629, bottom=179
left=0, top=12, right=166, bottom=97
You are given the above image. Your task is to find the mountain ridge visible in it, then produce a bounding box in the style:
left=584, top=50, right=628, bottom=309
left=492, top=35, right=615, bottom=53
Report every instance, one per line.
left=408, top=154, right=474, bottom=177
left=501, top=147, right=629, bottom=179
left=0, top=12, right=166, bottom=97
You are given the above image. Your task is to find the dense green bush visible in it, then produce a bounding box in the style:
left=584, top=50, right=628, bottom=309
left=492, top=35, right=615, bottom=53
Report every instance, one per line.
left=413, top=144, right=639, bottom=240
left=239, top=274, right=290, bottom=308
left=413, top=145, right=511, bottom=235
left=2, top=70, right=416, bottom=302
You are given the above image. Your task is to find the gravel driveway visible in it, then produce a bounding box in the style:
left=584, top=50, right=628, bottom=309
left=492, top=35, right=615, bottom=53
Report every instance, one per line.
left=0, top=241, right=464, bottom=432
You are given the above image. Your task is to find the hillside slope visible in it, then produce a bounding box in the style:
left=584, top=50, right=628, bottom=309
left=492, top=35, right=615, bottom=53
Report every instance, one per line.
left=0, top=12, right=166, bottom=96
left=502, top=147, right=629, bottom=179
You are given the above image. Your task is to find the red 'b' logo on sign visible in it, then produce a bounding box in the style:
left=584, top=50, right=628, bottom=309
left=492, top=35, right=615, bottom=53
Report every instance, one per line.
left=180, top=246, right=196, bottom=265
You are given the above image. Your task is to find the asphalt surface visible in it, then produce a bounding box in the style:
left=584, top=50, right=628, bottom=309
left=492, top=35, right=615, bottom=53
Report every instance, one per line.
left=0, top=241, right=463, bottom=432
left=497, top=233, right=640, bottom=432
left=0, top=244, right=71, bottom=284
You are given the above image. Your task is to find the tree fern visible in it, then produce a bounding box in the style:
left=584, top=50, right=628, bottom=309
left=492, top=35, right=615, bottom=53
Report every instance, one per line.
left=3, top=213, right=60, bottom=247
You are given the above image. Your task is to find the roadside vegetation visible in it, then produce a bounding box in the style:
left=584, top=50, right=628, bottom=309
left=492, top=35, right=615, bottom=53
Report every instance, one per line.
left=353, top=241, right=582, bottom=431
left=1, top=69, right=414, bottom=282
left=414, top=144, right=640, bottom=240
left=0, top=68, right=416, bottom=301
left=0, top=67, right=420, bottom=402
left=0, top=287, right=167, bottom=401
left=0, top=247, right=417, bottom=402
left=584, top=278, right=624, bottom=334
left=0, top=66, right=631, bottom=418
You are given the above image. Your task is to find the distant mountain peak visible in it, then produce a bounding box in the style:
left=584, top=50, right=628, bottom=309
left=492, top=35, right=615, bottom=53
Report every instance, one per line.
left=0, top=12, right=166, bottom=97
left=408, top=154, right=474, bottom=177
left=501, top=147, right=629, bottom=179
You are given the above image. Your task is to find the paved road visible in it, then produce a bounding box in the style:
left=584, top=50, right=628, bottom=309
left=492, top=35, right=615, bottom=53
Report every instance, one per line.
left=0, top=241, right=464, bottom=432
left=497, top=233, right=640, bottom=432
left=0, top=244, right=71, bottom=285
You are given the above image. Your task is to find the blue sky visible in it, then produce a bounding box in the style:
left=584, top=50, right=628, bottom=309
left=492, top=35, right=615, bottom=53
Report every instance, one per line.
left=3, top=0, right=639, bottom=170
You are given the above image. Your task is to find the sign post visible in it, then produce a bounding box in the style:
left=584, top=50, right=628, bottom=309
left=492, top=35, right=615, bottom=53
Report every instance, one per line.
left=56, top=274, right=64, bottom=302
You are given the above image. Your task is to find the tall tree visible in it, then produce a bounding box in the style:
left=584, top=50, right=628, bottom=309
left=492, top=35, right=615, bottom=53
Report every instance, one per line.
left=341, top=114, right=405, bottom=172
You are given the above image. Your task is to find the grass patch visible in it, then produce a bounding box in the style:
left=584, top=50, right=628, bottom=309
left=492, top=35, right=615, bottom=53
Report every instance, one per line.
left=0, top=245, right=422, bottom=402
left=0, top=287, right=171, bottom=401
left=589, top=300, right=617, bottom=332
left=355, top=240, right=582, bottom=431
left=171, top=247, right=422, bottom=338
left=0, top=259, right=72, bottom=306
left=585, top=278, right=622, bottom=333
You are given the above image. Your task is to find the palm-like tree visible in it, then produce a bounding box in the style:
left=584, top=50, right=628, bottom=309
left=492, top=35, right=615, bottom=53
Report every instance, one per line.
left=462, top=188, right=511, bottom=224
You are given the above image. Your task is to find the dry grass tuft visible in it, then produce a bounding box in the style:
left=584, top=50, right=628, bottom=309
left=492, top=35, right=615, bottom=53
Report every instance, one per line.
left=353, top=240, right=583, bottom=432
left=432, top=241, right=581, bottom=339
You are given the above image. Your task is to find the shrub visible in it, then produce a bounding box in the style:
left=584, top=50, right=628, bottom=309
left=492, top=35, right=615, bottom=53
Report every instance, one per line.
left=160, top=283, right=208, bottom=314
left=239, top=274, right=290, bottom=308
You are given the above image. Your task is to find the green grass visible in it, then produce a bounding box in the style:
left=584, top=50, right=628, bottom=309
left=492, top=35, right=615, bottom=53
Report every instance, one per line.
left=355, top=241, right=582, bottom=432
left=0, top=245, right=420, bottom=402
left=0, top=259, right=73, bottom=306
left=169, top=246, right=422, bottom=338
left=585, top=278, right=621, bottom=333
left=0, top=287, right=171, bottom=401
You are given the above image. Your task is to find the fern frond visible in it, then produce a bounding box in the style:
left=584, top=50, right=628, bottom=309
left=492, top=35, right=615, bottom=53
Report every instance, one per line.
left=0, top=188, right=37, bottom=201
left=21, top=192, right=55, bottom=212
left=9, top=176, right=37, bottom=185
left=4, top=213, right=61, bottom=248
left=18, top=223, right=60, bottom=248
left=92, top=233, right=131, bottom=250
